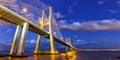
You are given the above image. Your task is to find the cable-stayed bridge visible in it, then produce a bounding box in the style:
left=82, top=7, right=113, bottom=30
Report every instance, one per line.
left=0, top=4, right=76, bottom=56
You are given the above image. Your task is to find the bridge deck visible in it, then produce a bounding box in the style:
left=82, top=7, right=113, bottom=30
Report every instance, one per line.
left=0, top=5, right=75, bottom=49
left=0, top=5, right=47, bottom=36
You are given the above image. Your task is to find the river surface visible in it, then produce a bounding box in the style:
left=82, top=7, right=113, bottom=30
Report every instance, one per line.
left=0, top=51, right=120, bottom=60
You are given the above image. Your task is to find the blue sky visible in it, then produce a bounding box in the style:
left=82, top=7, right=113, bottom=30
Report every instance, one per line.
left=0, top=0, right=120, bottom=50
left=41, top=0, right=120, bottom=20
left=40, top=0, right=120, bottom=49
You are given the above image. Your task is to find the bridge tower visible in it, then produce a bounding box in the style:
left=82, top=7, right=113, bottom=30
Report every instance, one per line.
left=34, top=7, right=58, bottom=54
left=66, top=38, right=74, bottom=52
left=34, top=10, right=45, bottom=54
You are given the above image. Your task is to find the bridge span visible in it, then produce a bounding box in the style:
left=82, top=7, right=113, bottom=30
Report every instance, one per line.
left=0, top=5, right=76, bottom=56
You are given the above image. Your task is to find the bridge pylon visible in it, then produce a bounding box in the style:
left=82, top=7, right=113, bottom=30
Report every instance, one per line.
left=34, top=7, right=58, bottom=54
left=66, top=38, right=74, bottom=52
left=34, top=10, right=45, bottom=54
left=49, top=7, right=59, bottom=54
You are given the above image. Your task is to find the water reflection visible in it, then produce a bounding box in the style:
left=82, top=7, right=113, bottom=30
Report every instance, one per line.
left=67, top=52, right=76, bottom=60
left=0, top=51, right=76, bottom=60
left=33, top=51, right=76, bottom=60
left=34, top=54, right=59, bottom=60
left=61, top=51, right=77, bottom=60
left=8, top=57, right=30, bottom=60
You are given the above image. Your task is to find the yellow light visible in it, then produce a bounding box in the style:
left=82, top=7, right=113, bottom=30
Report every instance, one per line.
left=22, top=7, right=27, bottom=13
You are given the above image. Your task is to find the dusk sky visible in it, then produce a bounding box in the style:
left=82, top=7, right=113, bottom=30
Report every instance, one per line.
left=1, top=0, right=120, bottom=50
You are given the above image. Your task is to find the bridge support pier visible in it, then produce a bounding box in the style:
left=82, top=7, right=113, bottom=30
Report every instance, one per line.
left=49, top=32, right=59, bottom=54
left=10, top=25, right=21, bottom=55
left=17, top=22, right=29, bottom=55
left=34, top=35, right=42, bottom=53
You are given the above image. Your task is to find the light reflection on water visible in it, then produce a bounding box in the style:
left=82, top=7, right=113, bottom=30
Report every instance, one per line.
left=0, top=51, right=76, bottom=60
left=1, top=51, right=120, bottom=60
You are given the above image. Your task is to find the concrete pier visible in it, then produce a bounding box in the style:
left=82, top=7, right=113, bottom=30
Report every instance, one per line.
left=34, top=35, right=42, bottom=53
left=17, top=22, right=29, bottom=55
left=10, top=25, right=21, bottom=55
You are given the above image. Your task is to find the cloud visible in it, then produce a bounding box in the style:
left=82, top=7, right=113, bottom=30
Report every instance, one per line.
left=115, top=1, right=120, bottom=8
left=6, top=29, right=12, bottom=33
left=106, top=9, right=119, bottom=14
left=97, top=1, right=104, bottom=5
left=26, top=39, right=36, bottom=44
left=68, top=1, right=79, bottom=13
left=116, top=1, right=120, bottom=6
left=0, top=41, right=12, bottom=45
left=30, top=39, right=36, bottom=44
left=53, top=12, right=64, bottom=19
left=73, top=39, right=95, bottom=45
left=68, top=6, right=73, bottom=13
left=59, top=19, right=120, bottom=32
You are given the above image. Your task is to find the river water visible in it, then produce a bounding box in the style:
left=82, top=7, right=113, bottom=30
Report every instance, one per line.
left=0, top=51, right=120, bottom=60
